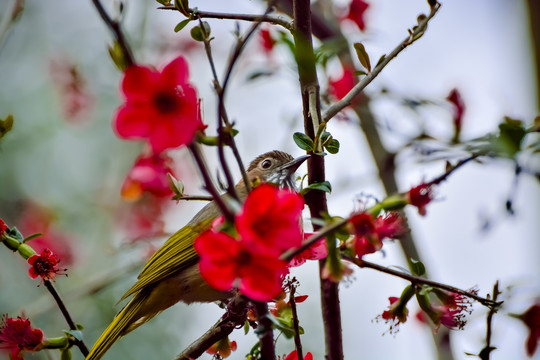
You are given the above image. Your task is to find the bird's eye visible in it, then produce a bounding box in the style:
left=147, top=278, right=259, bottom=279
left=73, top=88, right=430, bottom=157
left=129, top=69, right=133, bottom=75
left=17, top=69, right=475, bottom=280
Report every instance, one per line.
left=261, top=159, right=272, bottom=169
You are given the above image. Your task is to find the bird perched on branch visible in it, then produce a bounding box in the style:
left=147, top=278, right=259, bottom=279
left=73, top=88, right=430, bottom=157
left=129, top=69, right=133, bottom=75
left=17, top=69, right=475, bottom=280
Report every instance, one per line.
left=86, top=150, right=309, bottom=360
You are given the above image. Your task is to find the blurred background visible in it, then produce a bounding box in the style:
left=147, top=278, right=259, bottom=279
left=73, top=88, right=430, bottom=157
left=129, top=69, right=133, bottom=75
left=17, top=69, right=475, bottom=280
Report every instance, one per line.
left=0, top=0, right=538, bottom=359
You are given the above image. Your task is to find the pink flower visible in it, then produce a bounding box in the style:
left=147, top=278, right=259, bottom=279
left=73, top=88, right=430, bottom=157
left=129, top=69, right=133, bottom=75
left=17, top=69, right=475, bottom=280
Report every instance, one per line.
left=195, top=230, right=288, bottom=301
left=114, top=56, right=205, bottom=153
left=27, top=249, right=65, bottom=281
left=121, top=152, right=176, bottom=201
left=329, top=67, right=356, bottom=101
left=284, top=350, right=313, bottom=360
left=378, top=296, right=408, bottom=334
left=348, top=212, right=404, bottom=257
left=235, top=184, right=304, bottom=256
left=407, top=183, right=434, bottom=216
left=343, top=0, right=369, bottom=32
left=0, top=315, right=43, bottom=359
left=288, top=236, right=327, bottom=267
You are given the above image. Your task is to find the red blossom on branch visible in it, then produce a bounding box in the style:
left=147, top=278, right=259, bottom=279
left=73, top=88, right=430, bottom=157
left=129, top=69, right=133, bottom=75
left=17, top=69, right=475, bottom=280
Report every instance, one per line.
left=329, top=67, right=356, bottom=101
left=195, top=184, right=305, bottom=301
left=206, top=336, right=237, bottom=359
left=27, top=249, right=65, bottom=281
left=0, top=218, right=7, bottom=237
left=407, top=183, right=434, bottom=216
left=377, top=296, right=409, bottom=334
left=342, top=0, right=369, bottom=32
left=114, top=56, right=205, bottom=153
left=235, top=184, right=304, bottom=256
left=284, top=350, right=313, bottom=360
left=288, top=236, right=327, bottom=267
left=0, top=315, right=43, bottom=360
left=517, top=303, right=540, bottom=356
left=121, top=152, right=176, bottom=201
left=259, top=27, right=275, bottom=55
left=348, top=211, right=404, bottom=257
left=447, top=88, right=465, bottom=141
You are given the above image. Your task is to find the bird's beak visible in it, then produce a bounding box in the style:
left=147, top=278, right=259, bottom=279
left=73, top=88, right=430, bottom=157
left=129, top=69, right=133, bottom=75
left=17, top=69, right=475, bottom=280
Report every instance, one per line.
left=280, top=154, right=310, bottom=175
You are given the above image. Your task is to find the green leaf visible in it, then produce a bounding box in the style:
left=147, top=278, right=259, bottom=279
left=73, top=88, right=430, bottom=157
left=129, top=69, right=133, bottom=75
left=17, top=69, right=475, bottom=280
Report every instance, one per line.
left=190, top=26, right=204, bottom=41
left=409, top=258, right=426, bottom=276
left=61, top=348, right=72, bottom=360
left=64, top=330, right=84, bottom=342
left=174, top=0, right=190, bottom=16
left=108, top=41, right=128, bottom=71
left=418, top=285, right=433, bottom=296
left=174, top=19, right=191, bottom=33
left=243, top=320, right=250, bottom=335
left=300, top=181, right=332, bottom=195
left=155, top=0, right=172, bottom=5
left=0, top=114, right=14, bottom=140
left=23, top=233, right=43, bottom=243
left=353, top=70, right=367, bottom=76
left=376, top=54, right=387, bottom=68
left=496, top=117, right=526, bottom=156
left=353, top=42, right=371, bottom=72
left=325, top=138, right=340, bottom=154
left=293, top=132, right=314, bottom=151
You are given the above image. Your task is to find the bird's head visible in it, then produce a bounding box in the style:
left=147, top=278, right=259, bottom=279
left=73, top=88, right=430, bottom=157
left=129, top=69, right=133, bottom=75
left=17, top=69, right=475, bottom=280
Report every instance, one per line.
left=245, top=150, right=309, bottom=190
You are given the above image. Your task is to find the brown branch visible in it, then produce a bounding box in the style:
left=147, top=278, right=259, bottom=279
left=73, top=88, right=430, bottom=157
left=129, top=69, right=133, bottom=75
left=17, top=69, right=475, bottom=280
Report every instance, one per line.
left=188, top=143, right=235, bottom=222
left=289, top=283, right=304, bottom=360
left=158, top=6, right=293, bottom=30
left=174, top=296, right=248, bottom=360
left=90, top=0, right=135, bottom=67
left=43, top=281, right=89, bottom=356
left=479, top=281, right=501, bottom=360
left=343, top=255, right=502, bottom=309
left=178, top=195, right=214, bottom=201
left=253, top=301, right=276, bottom=360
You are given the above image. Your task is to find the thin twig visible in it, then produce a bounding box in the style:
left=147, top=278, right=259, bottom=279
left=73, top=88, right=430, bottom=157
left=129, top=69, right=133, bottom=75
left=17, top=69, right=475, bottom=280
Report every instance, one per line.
left=90, top=0, right=135, bottom=67
left=322, top=3, right=441, bottom=122
left=426, top=154, right=481, bottom=187
left=479, top=281, right=501, bottom=360
left=289, top=282, right=304, bottom=360
left=178, top=195, right=214, bottom=201
left=158, top=6, right=293, bottom=30
left=174, top=296, right=248, bottom=360
left=43, top=281, right=90, bottom=356
left=188, top=143, right=235, bottom=222
left=343, top=255, right=502, bottom=308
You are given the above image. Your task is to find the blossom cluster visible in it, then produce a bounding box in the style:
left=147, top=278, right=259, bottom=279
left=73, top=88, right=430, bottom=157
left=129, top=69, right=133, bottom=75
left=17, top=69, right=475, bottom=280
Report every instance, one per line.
left=195, top=184, right=305, bottom=301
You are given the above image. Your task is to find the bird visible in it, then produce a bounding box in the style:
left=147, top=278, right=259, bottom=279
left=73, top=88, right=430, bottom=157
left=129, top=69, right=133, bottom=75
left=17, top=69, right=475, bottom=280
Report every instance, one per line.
left=86, top=150, right=309, bottom=360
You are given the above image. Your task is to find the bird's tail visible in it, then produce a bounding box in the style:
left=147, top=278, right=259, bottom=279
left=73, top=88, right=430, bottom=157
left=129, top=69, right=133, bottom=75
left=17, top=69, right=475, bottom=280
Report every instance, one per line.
left=85, top=291, right=151, bottom=360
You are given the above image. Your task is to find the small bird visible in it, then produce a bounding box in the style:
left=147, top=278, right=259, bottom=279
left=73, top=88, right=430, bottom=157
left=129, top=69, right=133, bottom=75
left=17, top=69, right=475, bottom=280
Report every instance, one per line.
left=86, top=150, right=308, bottom=360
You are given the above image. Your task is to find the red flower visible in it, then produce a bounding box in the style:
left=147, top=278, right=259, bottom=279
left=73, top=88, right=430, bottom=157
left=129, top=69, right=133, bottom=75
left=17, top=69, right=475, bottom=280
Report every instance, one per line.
left=329, top=67, right=356, bottom=101
left=259, top=27, right=275, bottom=55
left=195, top=231, right=288, bottom=301
left=206, top=336, right=237, bottom=358
left=517, top=303, right=540, bottom=356
left=378, top=296, right=409, bottom=334
left=288, top=236, right=327, bottom=267
left=114, top=56, right=204, bottom=153
left=348, top=212, right=404, bottom=257
left=235, top=184, right=304, bottom=256
left=407, top=183, right=434, bottom=216
left=0, top=218, right=7, bottom=237
left=447, top=88, right=465, bottom=140
left=284, top=350, right=313, bottom=360
left=343, top=0, right=369, bottom=32
left=27, top=249, right=64, bottom=281
left=121, top=152, right=176, bottom=201
left=0, top=315, right=43, bottom=359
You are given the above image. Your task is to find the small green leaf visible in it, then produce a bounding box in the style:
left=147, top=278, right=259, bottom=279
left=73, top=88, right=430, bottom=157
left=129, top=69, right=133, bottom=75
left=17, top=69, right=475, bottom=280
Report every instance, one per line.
left=155, top=0, right=172, bottom=5
left=293, top=132, right=314, bottom=151
left=300, top=181, right=332, bottom=195
left=0, top=114, right=14, bottom=140
left=418, top=285, right=433, bottom=296
left=376, top=54, right=387, bottom=68
left=190, top=26, right=204, bottom=41
left=174, top=0, right=190, bottom=16
left=353, top=70, right=367, bottom=76
left=353, top=42, right=371, bottom=72
left=23, top=233, right=43, bottom=243
left=174, top=19, right=191, bottom=33
left=64, top=330, right=83, bottom=342
left=409, top=258, right=426, bottom=276
left=108, top=41, right=128, bottom=71
left=243, top=320, right=250, bottom=335
left=325, top=138, right=340, bottom=154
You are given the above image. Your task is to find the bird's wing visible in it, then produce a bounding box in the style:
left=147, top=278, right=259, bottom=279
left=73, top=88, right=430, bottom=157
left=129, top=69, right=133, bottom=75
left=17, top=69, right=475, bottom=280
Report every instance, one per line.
left=120, top=218, right=212, bottom=301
